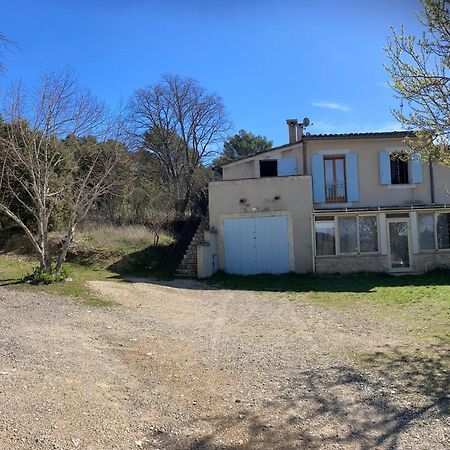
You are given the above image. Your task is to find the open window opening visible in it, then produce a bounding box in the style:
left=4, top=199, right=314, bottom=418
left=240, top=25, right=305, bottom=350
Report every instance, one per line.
left=390, top=153, right=409, bottom=184
left=259, top=160, right=278, bottom=177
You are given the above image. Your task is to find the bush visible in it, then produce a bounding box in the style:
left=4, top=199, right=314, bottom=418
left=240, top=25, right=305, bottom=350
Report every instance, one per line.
left=23, top=265, right=71, bottom=285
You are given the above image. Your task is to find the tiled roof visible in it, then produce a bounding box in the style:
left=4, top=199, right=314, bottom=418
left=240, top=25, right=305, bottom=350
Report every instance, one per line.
left=303, top=131, right=414, bottom=140
left=219, top=130, right=414, bottom=167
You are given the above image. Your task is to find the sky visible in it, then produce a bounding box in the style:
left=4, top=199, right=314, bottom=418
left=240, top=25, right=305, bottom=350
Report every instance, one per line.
left=1, top=0, right=423, bottom=147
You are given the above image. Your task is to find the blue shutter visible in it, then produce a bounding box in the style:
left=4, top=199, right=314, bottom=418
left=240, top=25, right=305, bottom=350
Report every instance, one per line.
left=410, top=153, right=423, bottom=183
left=278, top=158, right=297, bottom=176
left=345, top=152, right=359, bottom=202
left=379, top=151, right=391, bottom=184
left=311, top=154, right=325, bottom=203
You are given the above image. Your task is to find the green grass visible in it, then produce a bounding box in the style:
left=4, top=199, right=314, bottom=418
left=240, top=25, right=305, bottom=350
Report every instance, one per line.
left=208, top=271, right=450, bottom=343
left=0, top=254, right=120, bottom=307
left=0, top=224, right=177, bottom=305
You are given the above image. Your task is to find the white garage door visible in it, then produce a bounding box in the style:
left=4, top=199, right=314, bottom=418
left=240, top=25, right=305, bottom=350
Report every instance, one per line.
left=223, top=216, right=290, bottom=275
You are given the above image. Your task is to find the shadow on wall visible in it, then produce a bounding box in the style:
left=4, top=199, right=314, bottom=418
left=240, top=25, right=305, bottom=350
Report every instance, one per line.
left=151, top=347, right=449, bottom=450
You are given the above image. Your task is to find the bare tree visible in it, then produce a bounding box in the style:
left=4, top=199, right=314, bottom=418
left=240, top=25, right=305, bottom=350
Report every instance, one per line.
left=0, top=32, right=13, bottom=74
left=385, top=0, right=450, bottom=164
left=0, top=70, right=129, bottom=277
left=128, top=74, right=231, bottom=216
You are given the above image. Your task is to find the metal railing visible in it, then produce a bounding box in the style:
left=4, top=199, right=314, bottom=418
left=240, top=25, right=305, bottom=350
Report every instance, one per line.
left=325, top=181, right=347, bottom=202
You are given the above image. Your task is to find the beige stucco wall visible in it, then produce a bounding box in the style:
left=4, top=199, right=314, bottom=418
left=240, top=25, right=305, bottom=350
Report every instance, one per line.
left=432, top=164, right=450, bottom=204
left=222, top=143, right=304, bottom=181
left=208, top=175, right=313, bottom=273
left=306, top=137, right=450, bottom=208
left=197, top=230, right=217, bottom=278
left=221, top=136, right=450, bottom=207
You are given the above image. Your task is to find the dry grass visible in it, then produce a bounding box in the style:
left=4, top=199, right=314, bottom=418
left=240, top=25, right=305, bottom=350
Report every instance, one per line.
left=75, top=224, right=172, bottom=249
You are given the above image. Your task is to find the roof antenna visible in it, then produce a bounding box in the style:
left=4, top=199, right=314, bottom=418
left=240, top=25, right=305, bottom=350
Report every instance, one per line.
left=298, top=117, right=312, bottom=139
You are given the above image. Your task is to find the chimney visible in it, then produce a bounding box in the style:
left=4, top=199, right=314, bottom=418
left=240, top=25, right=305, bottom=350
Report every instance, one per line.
left=286, top=119, right=298, bottom=144
left=297, top=122, right=304, bottom=141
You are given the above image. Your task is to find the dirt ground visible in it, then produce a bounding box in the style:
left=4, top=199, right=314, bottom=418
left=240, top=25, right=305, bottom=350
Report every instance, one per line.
left=0, top=279, right=448, bottom=450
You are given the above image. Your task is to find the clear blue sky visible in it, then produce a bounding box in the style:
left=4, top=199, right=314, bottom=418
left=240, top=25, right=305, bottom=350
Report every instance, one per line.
left=1, top=0, right=422, bottom=146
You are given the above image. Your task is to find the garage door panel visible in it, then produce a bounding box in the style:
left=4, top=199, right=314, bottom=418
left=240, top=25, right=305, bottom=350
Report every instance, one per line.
left=223, top=218, right=257, bottom=275
left=223, top=215, right=290, bottom=275
left=255, top=216, right=290, bottom=274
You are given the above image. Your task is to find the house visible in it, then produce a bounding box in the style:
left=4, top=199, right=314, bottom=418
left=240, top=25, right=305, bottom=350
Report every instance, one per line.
left=195, top=119, right=450, bottom=277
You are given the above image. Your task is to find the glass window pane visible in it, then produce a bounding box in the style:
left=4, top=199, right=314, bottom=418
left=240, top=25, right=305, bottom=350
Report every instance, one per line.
left=359, top=216, right=378, bottom=252
left=437, top=213, right=450, bottom=249
left=324, top=159, right=334, bottom=184
left=339, top=217, right=357, bottom=253
left=418, top=214, right=435, bottom=250
left=335, top=158, right=345, bottom=184
left=315, top=221, right=335, bottom=256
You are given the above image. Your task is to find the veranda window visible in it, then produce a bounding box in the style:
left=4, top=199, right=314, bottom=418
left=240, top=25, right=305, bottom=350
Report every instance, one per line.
left=418, top=214, right=435, bottom=251
left=339, top=217, right=357, bottom=253
left=338, top=215, right=378, bottom=254
left=315, top=220, right=335, bottom=256
left=358, top=216, right=378, bottom=252
left=437, top=213, right=450, bottom=249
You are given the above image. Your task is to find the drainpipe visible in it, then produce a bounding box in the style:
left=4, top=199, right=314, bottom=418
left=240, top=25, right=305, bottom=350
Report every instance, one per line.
left=302, top=139, right=308, bottom=175
left=429, top=158, right=435, bottom=204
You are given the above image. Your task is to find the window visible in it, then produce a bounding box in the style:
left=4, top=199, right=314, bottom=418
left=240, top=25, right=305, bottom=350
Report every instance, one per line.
left=437, top=213, right=450, bottom=249
left=339, top=217, right=357, bottom=253
left=316, top=215, right=378, bottom=256
left=359, top=216, right=378, bottom=252
left=418, top=214, right=435, bottom=251
left=315, top=220, right=335, bottom=256
left=259, top=160, right=277, bottom=177
left=390, top=154, right=409, bottom=184
left=338, top=215, right=378, bottom=254
left=324, top=156, right=347, bottom=202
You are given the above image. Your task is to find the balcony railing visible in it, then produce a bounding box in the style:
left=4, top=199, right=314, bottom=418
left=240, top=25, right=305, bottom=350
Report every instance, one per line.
left=325, top=181, right=347, bottom=202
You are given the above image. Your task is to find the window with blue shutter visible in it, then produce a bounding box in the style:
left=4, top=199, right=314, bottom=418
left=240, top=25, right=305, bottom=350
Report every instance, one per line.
left=379, top=151, right=391, bottom=184
left=410, top=153, right=424, bottom=183
left=311, top=154, right=325, bottom=203
left=345, top=152, right=360, bottom=202
left=278, top=158, right=297, bottom=176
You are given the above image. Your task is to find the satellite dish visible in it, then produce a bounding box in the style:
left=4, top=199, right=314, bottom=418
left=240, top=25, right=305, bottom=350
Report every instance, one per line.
left=303, top=117, right=310, bottom=127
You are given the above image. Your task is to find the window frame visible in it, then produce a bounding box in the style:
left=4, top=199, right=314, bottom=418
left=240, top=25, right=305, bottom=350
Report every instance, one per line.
left=314, top=218, right=336, bottom=256
left=315, top=214, right=379, bottom=257
left=336, top=215, right=379, bottom=255
left=323, top=155, right=347, bottom=203
left=417, top=211, right=450, bottom=253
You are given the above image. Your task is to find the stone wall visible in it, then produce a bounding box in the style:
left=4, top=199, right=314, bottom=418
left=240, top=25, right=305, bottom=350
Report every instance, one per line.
left=315, top=252, right=450, bottom=274
left=413, top=252, right=450, bottom=272
left=315, top=255, right=388, bottom=274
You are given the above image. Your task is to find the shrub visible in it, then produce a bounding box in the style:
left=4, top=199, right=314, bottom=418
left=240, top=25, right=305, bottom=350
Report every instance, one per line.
left=23, top=265, right=71, bottom=285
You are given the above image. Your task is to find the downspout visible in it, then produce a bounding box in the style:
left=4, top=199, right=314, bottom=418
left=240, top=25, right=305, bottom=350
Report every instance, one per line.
left=429, top=158, right=435, bottom=204
left=302, top=139, right=308, bottom=175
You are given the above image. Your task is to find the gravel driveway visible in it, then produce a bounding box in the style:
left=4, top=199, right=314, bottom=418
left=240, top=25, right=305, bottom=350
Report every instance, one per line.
left=0, top=280, right=448, bottom=450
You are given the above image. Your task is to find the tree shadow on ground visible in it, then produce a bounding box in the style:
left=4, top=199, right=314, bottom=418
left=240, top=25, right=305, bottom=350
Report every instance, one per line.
left=107, top=242, right=176, bottom=280
left=152, top=346, right=449, bottom=449
left=107, top=258, right=450, bottom=294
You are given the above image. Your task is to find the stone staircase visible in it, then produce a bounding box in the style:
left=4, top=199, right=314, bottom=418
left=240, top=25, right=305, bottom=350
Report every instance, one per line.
left=175, top=220, right=208, bottom=278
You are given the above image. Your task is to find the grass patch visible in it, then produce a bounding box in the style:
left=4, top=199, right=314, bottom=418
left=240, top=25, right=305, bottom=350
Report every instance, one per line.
left=0, top=224, right=178, bottom=305
left=0, top=254, right=119, bottom=307
left=208, top=271, right=450, bottom=343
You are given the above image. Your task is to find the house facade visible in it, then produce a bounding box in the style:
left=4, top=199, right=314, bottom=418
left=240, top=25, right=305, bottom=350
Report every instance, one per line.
left=197, top=120, right=450, bottom=277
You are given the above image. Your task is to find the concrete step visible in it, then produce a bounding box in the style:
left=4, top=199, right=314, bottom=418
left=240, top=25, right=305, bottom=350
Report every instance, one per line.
left=175, top=270, right=197, bottom=276
left=175, top=272, right=197, bottom=278
left=178, top=263, right=197, bottom=270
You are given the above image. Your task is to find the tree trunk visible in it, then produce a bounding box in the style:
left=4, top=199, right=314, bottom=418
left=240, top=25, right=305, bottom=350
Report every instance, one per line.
left=55, top=221, right=76, bottom=277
